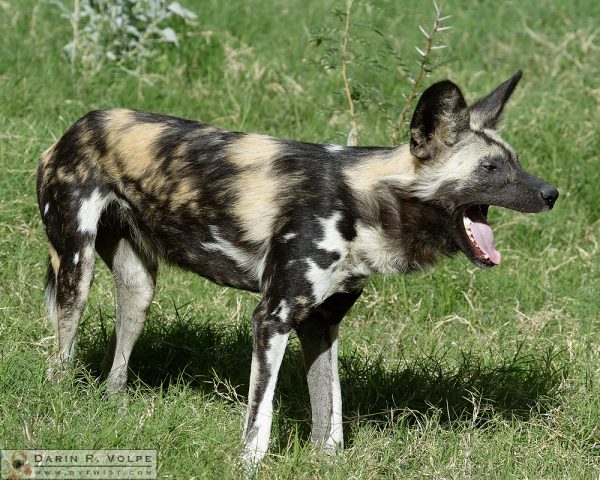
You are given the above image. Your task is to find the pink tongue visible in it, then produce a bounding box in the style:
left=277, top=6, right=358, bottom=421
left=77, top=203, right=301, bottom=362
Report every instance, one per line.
left=471, top=219, right=501, bottom=264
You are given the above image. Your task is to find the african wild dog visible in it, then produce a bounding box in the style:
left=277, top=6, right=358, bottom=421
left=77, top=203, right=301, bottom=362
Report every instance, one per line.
left=37, top=70, right=557, bottom=463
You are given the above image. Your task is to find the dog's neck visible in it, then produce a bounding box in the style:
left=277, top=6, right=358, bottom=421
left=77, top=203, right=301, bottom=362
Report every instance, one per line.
left=347, top=145, right=458, bottom=274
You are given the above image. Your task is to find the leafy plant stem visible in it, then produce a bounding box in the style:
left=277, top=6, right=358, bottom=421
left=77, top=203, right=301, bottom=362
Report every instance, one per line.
left=391, top=1, right=450, bottom=144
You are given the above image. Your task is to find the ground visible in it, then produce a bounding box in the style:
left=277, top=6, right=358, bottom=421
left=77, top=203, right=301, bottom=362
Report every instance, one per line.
left=0, top=0, right=599, bottom=478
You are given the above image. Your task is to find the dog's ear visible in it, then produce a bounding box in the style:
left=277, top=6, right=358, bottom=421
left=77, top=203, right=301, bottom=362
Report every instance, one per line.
left=469, top=70, right=522, bottom=130
left=410, top=80, right=469, bottom=161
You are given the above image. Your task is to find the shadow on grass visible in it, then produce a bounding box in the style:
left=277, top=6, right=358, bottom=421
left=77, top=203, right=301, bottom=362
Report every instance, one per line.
left=78, top=308, right=567, bottom=446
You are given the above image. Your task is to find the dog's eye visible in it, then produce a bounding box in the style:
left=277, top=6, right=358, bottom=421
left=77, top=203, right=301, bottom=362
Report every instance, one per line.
left=482, top=162, right=498, bottom=172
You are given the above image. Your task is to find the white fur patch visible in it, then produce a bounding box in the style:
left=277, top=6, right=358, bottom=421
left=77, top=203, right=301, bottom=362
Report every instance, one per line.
left=73, top=252, right=80, bottom=265
left=202, top=226, right=266, bottom=283
left=469, top=113, right=484, bottom=131
left=315, top=212, right=347, bottom=255
left=77, top=189, right=114, bottom=234
left=305, top=258, right=349, bottom=304
left=84, top=244, right=95, bottom=258
left=325, top=144, right=345, bottom=153
left=303, top=213, right=385, bottom=301
left=243, top=331, right=291, bottom=464
left=256, top=255, right=268, bottom=286
left=282, top=232, right=297, bottom=242
left=304, top=212, right=356, bottom=302
left=43, top=203, right=50, bottom=216
left=116, top=197, right=132, bottom=210
left=45, top=281, right=57, bottom=332
left=351, top=223, right=408, bottom=275
left=273, top=300, right=290, bottom=323
left=482, top=128, right=517, bottom=157
left=328, top=324, right=343, bottom=449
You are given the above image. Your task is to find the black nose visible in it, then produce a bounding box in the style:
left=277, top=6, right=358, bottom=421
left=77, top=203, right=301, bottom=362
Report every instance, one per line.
left=540, top=184, right=559, bottom=209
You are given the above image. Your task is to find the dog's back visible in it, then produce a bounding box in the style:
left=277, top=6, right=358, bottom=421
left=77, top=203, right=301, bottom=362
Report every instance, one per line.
left=39, top=109, right=327, bottom=291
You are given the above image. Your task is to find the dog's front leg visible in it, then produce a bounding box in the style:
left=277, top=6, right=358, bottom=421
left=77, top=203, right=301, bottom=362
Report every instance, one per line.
left=296, top=321, right=342, bottom=451
left=242, top=298, right=294, bottom=464
left=296, top=290, right=362, bottom=452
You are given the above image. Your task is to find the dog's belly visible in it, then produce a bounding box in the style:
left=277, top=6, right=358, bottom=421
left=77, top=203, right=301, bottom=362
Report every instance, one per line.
left=170, top=246, right=263, bottom=292
left=115, top=203, right=266, bottom=292
left=163, top=229, right=264, bottom=292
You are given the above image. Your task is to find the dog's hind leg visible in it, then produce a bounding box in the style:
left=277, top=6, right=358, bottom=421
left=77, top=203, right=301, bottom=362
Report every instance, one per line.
left=296, top=290, right=362, bottom=452
left=42, top=192, right=110, bottom=378
left=96, top=213, right=157, bottom=393
left=46, top=241, right=96, bottom=378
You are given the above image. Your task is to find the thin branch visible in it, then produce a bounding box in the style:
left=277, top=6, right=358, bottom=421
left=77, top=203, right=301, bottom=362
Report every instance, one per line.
left=341, top=0, right=358, bottom=146
left=70, top=0, right=80, bottom=73
left=391, top=1, right=451, bottom=144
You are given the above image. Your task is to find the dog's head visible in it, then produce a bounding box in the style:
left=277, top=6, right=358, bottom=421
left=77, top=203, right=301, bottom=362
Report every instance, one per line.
left=407, top=70, right=558, bottom=268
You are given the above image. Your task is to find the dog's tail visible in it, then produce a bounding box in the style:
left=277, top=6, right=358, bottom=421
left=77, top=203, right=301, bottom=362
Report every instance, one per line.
left=45, top=253, right=58, bottom=332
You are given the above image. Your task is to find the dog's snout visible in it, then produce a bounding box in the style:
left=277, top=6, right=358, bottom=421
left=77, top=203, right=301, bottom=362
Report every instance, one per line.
left=540, top=184, right=558, bottom=209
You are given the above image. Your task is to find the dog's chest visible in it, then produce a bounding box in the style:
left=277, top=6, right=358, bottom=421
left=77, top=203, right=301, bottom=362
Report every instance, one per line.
left=298, top=214, right=411, bottom=303
left=350, top=222, right=413, bottom=274
left=303, top=246, right=369, bottom=304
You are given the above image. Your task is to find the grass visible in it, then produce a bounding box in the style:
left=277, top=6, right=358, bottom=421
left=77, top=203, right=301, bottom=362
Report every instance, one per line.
left=1, top=0, right=599, bottom=478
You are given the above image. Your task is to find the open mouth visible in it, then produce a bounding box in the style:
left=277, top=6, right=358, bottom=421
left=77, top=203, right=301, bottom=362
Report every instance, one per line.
left=462, top=205, right=501, bottom=266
